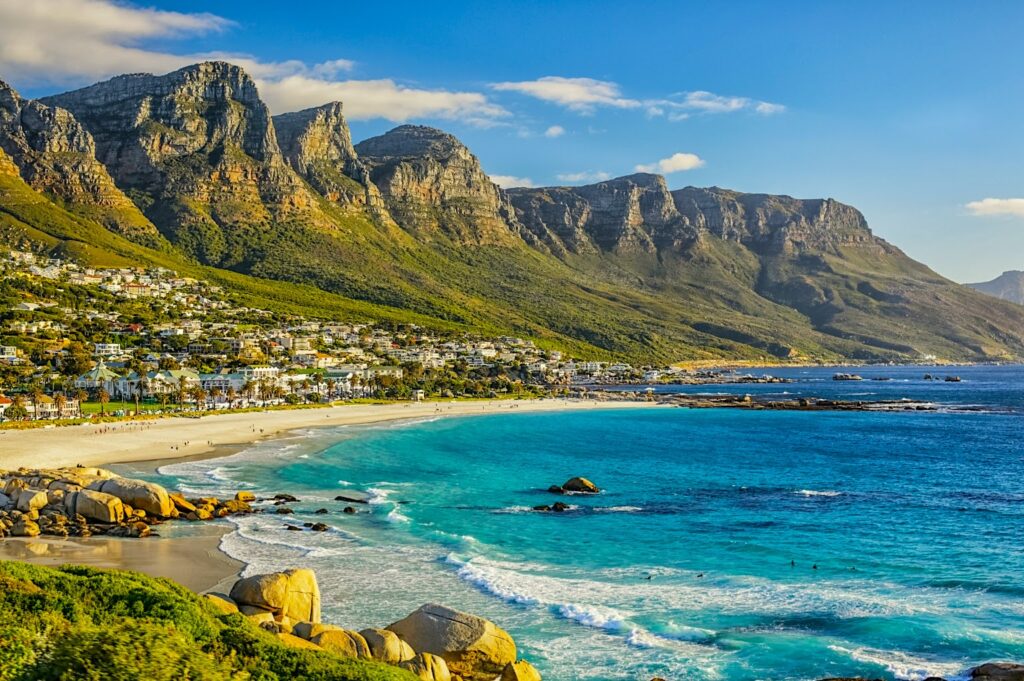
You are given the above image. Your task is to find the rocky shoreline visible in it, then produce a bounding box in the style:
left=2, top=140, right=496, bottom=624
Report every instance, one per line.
left=584, top=389, right=942, bottom=412
left=3, top=466, right=1022, bottom=681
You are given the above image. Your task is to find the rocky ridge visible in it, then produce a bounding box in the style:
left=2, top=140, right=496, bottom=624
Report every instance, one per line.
left=0, top=80, right=161, bottom=245
left=2, top=60, right=1023, bottom=362
left=355, top=125, right=527, bottom=245
left=41, top=62, right=334, bottom=265
left=969, top=270, right=1024, bottom=305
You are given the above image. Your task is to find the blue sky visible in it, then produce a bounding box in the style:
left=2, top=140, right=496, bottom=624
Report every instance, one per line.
left=2, top=0, right=1023, bottom=282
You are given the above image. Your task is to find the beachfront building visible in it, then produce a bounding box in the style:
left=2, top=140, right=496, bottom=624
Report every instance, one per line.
left=115, top=368, right=200, bottom=398
left=74, top=360, right=122, bottom=394
left=93, top=342, right=123, bottom=357
left=27, top=395, right=80, bottom=420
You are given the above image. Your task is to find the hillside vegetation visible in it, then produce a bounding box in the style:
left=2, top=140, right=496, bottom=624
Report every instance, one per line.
left=0, top=560, right=414, bottom=681
left=0, top=64, right=1021, bottom=363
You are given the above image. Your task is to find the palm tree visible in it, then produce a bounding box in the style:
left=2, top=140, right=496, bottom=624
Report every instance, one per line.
left=97, top=388, right=110, bottom=417
left=226, top=386, right=237, bottom=408
left=158, top=392, right=170, bottom=411
left=242, top=380, right=256, bottom=404
left=210, top=387, right=223, bottom=408
left=74, top=389, right=88, bottom=417
left=190, top=386, right=208, bottom=411
left=29, top=382, right=45, bottom=421
left=325, top=378, right=336, bottom=400
left=53, top=392, right=67, bottom=420
left=175, top=379, right=188, bottom=412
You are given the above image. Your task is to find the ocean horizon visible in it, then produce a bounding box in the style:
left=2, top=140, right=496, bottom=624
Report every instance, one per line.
left=144, top=365, right=1024, bottom=681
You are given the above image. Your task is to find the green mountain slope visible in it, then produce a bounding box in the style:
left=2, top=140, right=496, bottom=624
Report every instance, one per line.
left=0, top=62, right=1018, bottom=363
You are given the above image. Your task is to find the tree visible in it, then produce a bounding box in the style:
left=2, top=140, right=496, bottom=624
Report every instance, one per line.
left=190, top=386, right=208, bottom=410
left=175, top=379, right=187, bottom=412
left=97, top=388, right=110, bottom=417
left=6, top=395, right=28, bottom=421
left=74, top=389, right=88, bottom=416
left=226, top=387, right=237, bottom=408
left=54, top=392, right=68, bottom=420
left=29, top=382, right=45, bottom=421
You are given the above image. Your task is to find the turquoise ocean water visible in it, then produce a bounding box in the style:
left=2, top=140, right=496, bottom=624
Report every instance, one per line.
left=146, top=365, right=1024, bottom=680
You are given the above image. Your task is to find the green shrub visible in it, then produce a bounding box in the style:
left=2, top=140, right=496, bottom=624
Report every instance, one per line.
left=0, top=561, right=414, bottom=681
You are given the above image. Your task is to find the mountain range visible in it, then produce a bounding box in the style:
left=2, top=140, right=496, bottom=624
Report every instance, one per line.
left=968, top=271, right=1024, bottom=306
left=2, top=61, right=1023, bottom=362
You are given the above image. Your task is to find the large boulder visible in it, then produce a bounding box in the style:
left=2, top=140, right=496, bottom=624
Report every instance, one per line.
left=11, top=518, right=40, bottom=537
left=973, top=663, right=1024, bottom=681
left=88, top=477, right=174, bottom=517
left=561, top=477, right=599, bottom=494
left=400, top=652, right=453, bottom=681
left=360, top=627, right=416, bottom=664
left=15, top=489, right=47, bottom=512
left=310, top=629, right=372, bottom=659
left=501, top=660, right=542, bottom=681
left=203, top=593, right=239, bottom=615
left=0, top=492, right=11, bottom=510
left=292, top=622, right=343, bottom=640
left=277, top=632, right=323, bottom=650
left=387, top=604, right=516, bottom=681
left=63, top=489, right=124, bottom=523
left=229, top=568, right=321, bottom=623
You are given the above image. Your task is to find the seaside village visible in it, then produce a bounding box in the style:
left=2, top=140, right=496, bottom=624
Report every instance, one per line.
left=0, top=250, right=669, bottom=422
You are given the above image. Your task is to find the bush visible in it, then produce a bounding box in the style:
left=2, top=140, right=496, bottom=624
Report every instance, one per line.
left=0, top=561, right=414, bottom=681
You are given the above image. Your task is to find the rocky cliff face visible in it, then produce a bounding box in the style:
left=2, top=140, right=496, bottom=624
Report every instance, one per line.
left=510, top=173, right=697, bottom=256
left=42, top=62, right=329, bottom=266
left=273, top=102, right=387, bottom=215
left=510, top=176, right=880, bottom=259
left=672, top=186, right=884, bottom=255
left=0, top=80, right=160, bottom=244
left=354, top=125, right=524, bottom=245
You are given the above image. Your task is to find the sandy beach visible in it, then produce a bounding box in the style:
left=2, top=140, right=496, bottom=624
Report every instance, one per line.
left=0, top=398, right=656, bottom=472
left=0, top=399, right=656, bottom=589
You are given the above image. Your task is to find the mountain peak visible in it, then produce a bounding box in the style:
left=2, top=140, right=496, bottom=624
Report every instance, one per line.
left=355, top=124, right=467, bottom=161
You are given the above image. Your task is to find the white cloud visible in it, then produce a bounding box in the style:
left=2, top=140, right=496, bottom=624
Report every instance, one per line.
left=0, top=0, right=508, bottom=124
left=490, top=174, right=535, bottom=188
left=256, top=75, right=508, bottom=123
left=634, top=152, right=705, bottom=174
left=556, top=171, right=611, bottom=183
left=492, top=76, right=640, bottom=112
left=647, top=90, right=786, bottom=119
left=965, top=198, right=1024, bottom=218
left=544, top=125, right=565, bottom=138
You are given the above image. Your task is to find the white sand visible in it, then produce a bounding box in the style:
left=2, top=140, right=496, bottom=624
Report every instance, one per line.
left=0, top=399, right=657, bottom=471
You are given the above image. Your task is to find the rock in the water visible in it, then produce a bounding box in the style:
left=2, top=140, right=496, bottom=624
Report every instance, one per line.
left=343, top=506, right=357, bottom=514
left=973, top=663, right=1024, bottom=680
left=63, top=489, right=124, bottom=523
left=551, top=502, right=569, bottom=512
left=169, top=492, right=196, bottom=513
left=387, top=603, right=516, bottom=681
left=88, top=477, right=174, bottom=516
left=235, top=491, right=256, bottom=502
left=561, top=477, right=599, bottom=494
left=399, top=652, right=453, bottom=681
left=501, top=660, right=542, bottom=681
left=229, top=568, right=321, bottom=623
left=360, top=628, right=416, bottom=664
left=311, top=629, right=372, bottom=659
left=310, top=522, right=329, bottom=532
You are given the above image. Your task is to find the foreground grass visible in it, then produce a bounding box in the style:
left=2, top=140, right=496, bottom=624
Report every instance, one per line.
left=0, top=561, right=415, bottom=681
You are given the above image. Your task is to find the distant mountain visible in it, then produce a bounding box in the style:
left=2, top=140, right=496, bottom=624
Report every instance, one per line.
left=968, top=271, right=1024, bottom=305
left=1, top=61, right=1023, bottom=362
